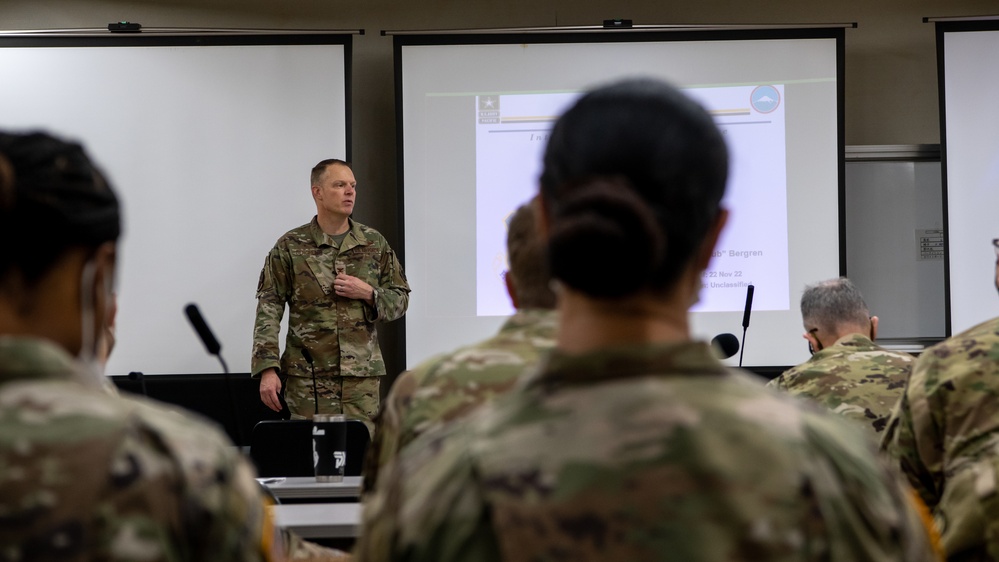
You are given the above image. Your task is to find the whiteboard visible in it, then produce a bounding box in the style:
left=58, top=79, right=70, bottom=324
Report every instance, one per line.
left=844, top=155, right=945, bottom=341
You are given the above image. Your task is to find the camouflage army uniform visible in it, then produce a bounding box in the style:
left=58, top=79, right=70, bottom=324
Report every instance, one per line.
left=0, top=336, right=281, bottom=562
left=766, top=333, right=911, bottom=435
left=882, top=316, right=999, bottom=560
left=356, top=340, right=939, bottom=562
left=252, top=217, right=410, bottom=427
left=363, top=308, right=557, bottom=493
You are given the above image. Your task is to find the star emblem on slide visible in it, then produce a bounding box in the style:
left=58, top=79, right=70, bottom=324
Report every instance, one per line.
left=478, top=96, right=498, bottom=110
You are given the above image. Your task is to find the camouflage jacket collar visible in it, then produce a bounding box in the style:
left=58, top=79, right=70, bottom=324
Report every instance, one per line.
left=824, top=333, right=878, bottom=353
left=499, top=308, right=558, bottom=335
left=527, top=340, right=728, bottom=390
left=308, top=216, right=371, bottom=252
left=0, top=336, right=80, bottom=384
left=804, top=333, right=880, bottom=364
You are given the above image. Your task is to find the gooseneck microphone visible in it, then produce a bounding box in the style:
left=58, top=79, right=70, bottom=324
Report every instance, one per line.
left=184, top=303, right=243, bottom=445
left=302, top=347, right=319, bottom=415
left=185, top=303, right=221, bottom=358
left=738, top=285, right=755, bottom=368
left=711, top=333, right=740, bottom=360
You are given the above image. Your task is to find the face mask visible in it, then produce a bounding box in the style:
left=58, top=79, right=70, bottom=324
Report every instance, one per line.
left=806, top=329, right=823, bottom=356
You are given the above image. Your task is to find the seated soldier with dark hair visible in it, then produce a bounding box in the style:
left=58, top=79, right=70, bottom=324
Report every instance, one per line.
left=356, top=79, right=940, bottom=562
left=0, top=131, right=284, bottom=561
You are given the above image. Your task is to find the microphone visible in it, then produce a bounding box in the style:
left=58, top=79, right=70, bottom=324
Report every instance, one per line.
left=185, top=303, right=221, bottom=356
left=302, top=347, right=319, bottom=415
left=183, top=303, right=243, bottom=446
left=741, top=285, right=755, bottom=330
left=128, top=371, right=147, bottom=397
left=739, top=284, right=755, bottom=367
left=711, top=333, right=740, bottom=360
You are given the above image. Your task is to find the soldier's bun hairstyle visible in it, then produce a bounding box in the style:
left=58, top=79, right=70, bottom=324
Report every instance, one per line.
left=540, top=78, right=728, bottom=297
left=548, top=178, right=664, bottom=299
left=0, top=131, right=120, bottom=284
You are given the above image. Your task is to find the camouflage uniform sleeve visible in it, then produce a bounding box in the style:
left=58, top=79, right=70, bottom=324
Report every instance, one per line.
left=355, top=425, right=500, bottom=562
left=362, top=370, right=418, bottom=495
left=881, top=342, right=999, bottom=559
left=193, top=448, right=285, bottom=562
left=881, top=361, right=943, bottom=510
left=252, top=244, right=292, bottom=377
left=121, top=399, right=285, bottom=561
left=800, top=409, right=941, bottom=562
left=765, top=369, right=791, bottom=391
left=363, top=350, right=458, bottom=494
left=365, top=243, right=410, bottom=324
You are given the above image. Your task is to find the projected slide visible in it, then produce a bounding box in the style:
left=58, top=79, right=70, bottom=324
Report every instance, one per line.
left=400, top=32, right=842, bottom=369
left=475, top=85, right=789, bottom=316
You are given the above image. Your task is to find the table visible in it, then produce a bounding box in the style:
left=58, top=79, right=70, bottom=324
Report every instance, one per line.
left=271, top=502, right=362, bottom=539
left=259, top=476, right=363, bottom=501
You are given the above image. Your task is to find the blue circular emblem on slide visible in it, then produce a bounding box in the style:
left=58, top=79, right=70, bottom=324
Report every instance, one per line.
left=750, top=85, right=780, bottom=114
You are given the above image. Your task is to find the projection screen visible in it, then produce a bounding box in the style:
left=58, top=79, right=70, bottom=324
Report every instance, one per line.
left=0, top=32, right=352, bottom=375
left=937, top=20, right=999, bottom=335
left=396, top=27, right=845, bottom=369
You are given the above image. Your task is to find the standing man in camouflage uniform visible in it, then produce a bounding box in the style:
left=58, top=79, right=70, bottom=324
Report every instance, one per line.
left=253, top=159, right=409, bottom=429
left=0, top=131, right=283, bottom=562
left=362, top=200, right=557, bottom=493
left=882, top=239, right=999, bottom=560
left=355, top=79, right=940, bottom=561
left=767, top=277, right=911, bottom=435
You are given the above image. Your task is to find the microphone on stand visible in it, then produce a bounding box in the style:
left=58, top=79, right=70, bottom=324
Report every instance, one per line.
left=184, top=303, right=244, bottom=446
left=302, top=347, right=319, bottom=415
left=710, top=333, right=740, bottom=360
left=738, top=285, right=755, bottom=368
left=185, top=303, right=221, bottom=358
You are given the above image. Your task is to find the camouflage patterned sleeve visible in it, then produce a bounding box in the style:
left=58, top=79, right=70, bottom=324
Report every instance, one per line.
left=355, top=425, right=500, bottom=562
left=881, top=365, right=944, bottom=509
left=362, top=370, right=417, bottom=494
left=252, top=245, right=292, bottom=377
left=765, top=370, right=790, bottom=390
left=366, top=244, right=410, bottom=324
left=119, top=398, right=285, bottom=561
left=199, top=449, right=284, bottom=562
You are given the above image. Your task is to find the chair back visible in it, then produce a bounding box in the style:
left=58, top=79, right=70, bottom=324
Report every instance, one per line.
left=250, top=419, right=370, bottom=477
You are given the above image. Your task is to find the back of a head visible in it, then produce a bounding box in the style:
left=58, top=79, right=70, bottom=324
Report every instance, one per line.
left=800, top=278, right=870, bottom=333
left=540, top=78, right=729, bottom=298
left=0, top=131, right=120, bottom=289
left=506, top=201, right=556, bottom=309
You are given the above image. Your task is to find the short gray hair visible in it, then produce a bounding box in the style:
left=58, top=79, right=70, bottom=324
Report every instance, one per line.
left=800, top=277, right=870, bottom=333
